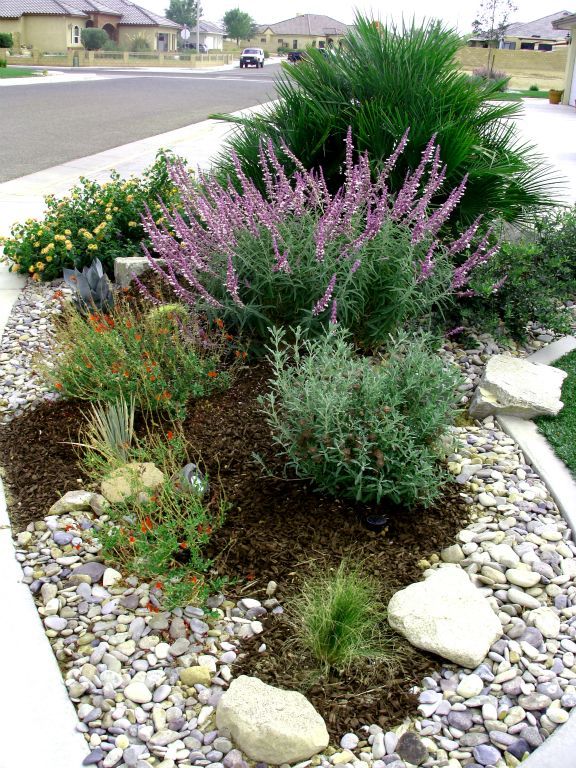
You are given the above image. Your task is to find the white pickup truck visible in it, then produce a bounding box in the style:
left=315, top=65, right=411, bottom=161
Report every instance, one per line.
left=239, top=47, right=265, bottom=68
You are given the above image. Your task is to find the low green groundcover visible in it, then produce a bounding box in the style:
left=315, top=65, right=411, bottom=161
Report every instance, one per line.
left=0, top=67, right=39, bottom=78
left=538, top=349, right=576, bottom=476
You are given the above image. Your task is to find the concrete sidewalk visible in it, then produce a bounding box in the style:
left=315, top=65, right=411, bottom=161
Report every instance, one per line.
left=0, top=101, right=273, bottom=238
left=0, top=96, right=574, bottom=768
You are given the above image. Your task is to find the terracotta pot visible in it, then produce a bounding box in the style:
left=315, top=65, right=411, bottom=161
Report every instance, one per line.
left=549, top=89, right=563, bottom=105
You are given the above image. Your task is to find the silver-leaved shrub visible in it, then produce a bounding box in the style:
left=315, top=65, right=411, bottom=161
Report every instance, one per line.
left=261, top=326, right=461, bottom=508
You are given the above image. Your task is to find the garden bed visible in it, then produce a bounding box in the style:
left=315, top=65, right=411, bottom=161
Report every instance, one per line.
left=0, top=357, right=472, bottom=740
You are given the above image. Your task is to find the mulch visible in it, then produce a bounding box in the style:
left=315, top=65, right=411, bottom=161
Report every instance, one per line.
left=0, top=280, right=470, bottom=739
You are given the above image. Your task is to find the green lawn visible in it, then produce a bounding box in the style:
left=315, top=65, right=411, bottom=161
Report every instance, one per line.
left=537, top=349, right=576, bottom=475
left=0, top=67, right=41, bottom=78
left=491, top=90, right=550, bottom=101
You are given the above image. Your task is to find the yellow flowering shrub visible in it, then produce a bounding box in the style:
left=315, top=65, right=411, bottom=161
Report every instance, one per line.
left=0, top=149, right=187, bottom=282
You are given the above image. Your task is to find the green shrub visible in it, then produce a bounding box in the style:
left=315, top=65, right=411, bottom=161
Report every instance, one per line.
left=81, top=28, right=109, bottom=51
left=470, top=65, right=508, bottom=91
left=536, top=204, right=576, bottom=289
left=43, top=301, right=237, bottom=417
left=291, top=561, right=395, bottom=673
left=529, top=83, right=539, bottom=91
left=0, top=59, right=6, bottom=68
left=0, top=33, right=13, bottom=48
left=101, top=38, right=120, bottom=51
left=0, top=149, right=185, bottom=281
left=213, top=14, right=558, bottom=227
left=261, top=326, right=460, bottom=507
left=129, top=34, right=151, bottom=52
left=455, top=237, right=574, bottom=339
left=92, top=429, right=227, bottom=609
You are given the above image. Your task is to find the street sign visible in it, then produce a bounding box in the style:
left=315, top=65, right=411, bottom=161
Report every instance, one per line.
left=180, top=27, right=191, bottom=40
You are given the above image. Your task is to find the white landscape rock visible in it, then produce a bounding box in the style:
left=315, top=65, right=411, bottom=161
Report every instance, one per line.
left=48, top=490, right=96, bottom=515
left=387, top=567, right=503, bottom=668
left=469, top=354, right=567, bottom=419
left=101, top=462, right=164, bottom=504
left=216, top=675, right=329, bottom=763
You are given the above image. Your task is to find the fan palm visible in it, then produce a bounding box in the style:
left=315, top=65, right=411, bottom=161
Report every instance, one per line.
left=212, top=15, right=560, bottom=227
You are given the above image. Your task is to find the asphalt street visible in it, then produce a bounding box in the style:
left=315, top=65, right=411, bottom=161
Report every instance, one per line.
left=0, top=63, right=281, bottom=181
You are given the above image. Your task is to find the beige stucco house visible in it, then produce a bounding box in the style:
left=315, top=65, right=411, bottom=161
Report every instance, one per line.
left=252, top=13, right=349, bottom=52
left=553, top=12, right=576, bottom=104
left=0, top=0, right=181, bottom=53
left=468, top=10, right=572, bottom=50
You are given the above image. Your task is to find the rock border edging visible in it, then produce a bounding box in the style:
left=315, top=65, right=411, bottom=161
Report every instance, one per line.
left=497, top=335, right=576, bottom=767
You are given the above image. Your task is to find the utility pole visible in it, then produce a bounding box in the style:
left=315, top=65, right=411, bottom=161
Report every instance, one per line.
left=196, top=3, right=200, bottom=54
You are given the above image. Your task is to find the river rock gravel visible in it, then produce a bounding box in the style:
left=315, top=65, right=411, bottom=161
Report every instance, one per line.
left=4, top=278, right=576, bottom=768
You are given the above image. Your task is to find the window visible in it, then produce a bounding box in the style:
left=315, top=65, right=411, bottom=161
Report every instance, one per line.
left=520, top=42, right=535, bottom=50
left=537, top=43, right=552, bottom=51
left=501, top=41, right=516, bottom=49
left=292, top=39, right=298, bottom=49
left=72, top=25, right=80, bottom=45
left=260, top=37, right=266, bottom=43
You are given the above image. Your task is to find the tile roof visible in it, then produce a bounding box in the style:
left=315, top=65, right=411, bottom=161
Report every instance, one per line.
left=190, top=19, right=224, bottom=35
left=505, top=10, right=573, bottom=39
left=0, top=0, right=180, bottom=26
left=259, top=14, right=348, bottom=37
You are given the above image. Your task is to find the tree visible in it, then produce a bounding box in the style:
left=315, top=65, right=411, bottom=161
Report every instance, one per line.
left=165, top=0, right=201, bottom=28
left=223, top=8, right=256, bottom=44
left=472, top=0, right=517, bottom=69
left=81, top=28, right=109, bottom=50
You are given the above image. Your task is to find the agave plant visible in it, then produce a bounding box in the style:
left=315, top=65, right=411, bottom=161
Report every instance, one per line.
left=212, top=14, right=560, bottom=228
left=63, top=258, right=114, bottom=313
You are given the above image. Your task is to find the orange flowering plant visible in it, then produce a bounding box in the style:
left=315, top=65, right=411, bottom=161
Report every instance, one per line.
left=42, top=299, right=238, bottom=417
left=89, top=427, right=228, bottom=609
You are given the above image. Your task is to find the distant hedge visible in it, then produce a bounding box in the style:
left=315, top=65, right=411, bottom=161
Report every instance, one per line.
left=0, top=33, right=13, bottom=48
left=81, top=28, right=109, bottom=51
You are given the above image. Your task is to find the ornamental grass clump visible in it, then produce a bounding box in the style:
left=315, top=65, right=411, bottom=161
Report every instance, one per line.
left=43, top=300, right=237, bottom=417
left=291, top=560, right=396, bottom=675
left=141, top=130, right=498, bottom=349
left=261, top=326, right=461, bottom=508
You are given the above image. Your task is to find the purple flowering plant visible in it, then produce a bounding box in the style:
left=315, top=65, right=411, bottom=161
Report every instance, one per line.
left=139, top=129, right=497, bottom=349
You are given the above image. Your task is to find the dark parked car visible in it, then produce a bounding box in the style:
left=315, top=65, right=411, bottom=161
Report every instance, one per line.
left=287, top=50, right=305, bottom=63
left=184, top=42, right=208, bottom=53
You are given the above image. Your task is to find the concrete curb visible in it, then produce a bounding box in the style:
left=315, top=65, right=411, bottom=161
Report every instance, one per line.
left=496, top=335, right=576, bottom=766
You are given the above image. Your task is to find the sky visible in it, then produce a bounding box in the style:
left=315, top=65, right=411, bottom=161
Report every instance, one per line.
left=143, top=1, right=561, bottom=34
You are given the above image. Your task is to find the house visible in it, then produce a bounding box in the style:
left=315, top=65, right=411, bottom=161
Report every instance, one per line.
left=468, top=10, right=573, bottom=50
left=253, top=13, right=349, bottom=52
left=189, top=20, right=224, bottom=51
left=553, top=12, right=576, bottom=103
left=0, top=0, right=181, bottom=53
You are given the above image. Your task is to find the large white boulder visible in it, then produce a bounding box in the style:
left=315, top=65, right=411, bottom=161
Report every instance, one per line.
left=216, top=676, right=329, bottom=764
left=469, top=354, right=566, bottom=420
left=387, top=567, right=502, bottom=668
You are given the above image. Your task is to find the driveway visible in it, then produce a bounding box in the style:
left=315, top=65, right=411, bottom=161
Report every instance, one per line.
left=0, top=64, right=281, bottom=182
